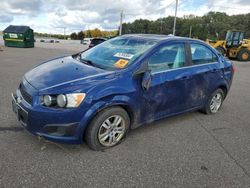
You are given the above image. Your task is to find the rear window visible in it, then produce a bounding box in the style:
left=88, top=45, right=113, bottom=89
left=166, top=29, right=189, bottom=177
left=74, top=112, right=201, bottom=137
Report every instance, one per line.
left=190, top=43, right=218, bottom=65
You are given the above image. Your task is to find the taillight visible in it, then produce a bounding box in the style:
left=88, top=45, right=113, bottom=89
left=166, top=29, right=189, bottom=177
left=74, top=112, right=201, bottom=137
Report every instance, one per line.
left=232, top=63, right=236, bottom=74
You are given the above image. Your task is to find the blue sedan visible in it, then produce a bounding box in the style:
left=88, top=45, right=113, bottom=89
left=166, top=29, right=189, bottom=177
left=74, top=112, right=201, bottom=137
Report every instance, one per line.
left=12, top=34, right=235, bottom=150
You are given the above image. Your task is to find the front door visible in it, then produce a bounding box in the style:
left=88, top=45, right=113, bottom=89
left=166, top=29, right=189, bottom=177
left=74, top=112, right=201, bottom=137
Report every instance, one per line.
left=140, top=42, right=191, bottom=122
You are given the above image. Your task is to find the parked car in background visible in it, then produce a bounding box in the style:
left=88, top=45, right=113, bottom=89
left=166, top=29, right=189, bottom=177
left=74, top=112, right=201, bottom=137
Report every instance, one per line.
left=12, top=34, right=235, bottom=150
left=82, top=38, right=91, bottom=45
left=89, top=38, right=106, bottom=48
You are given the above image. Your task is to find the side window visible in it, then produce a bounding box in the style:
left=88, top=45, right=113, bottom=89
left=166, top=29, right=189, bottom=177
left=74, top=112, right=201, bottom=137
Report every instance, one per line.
left=190, top=43, right=218, bottom=65
left=148, top=43, right=185, bottom=73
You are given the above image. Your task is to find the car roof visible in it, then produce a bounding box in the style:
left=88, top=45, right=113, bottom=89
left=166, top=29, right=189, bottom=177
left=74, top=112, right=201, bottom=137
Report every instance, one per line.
left=121, top=34, right=202, bottom=43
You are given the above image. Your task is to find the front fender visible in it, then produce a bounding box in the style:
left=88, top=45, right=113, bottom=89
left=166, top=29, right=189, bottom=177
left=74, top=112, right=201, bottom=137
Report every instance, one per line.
left=91, top=82, right=135, bottom=101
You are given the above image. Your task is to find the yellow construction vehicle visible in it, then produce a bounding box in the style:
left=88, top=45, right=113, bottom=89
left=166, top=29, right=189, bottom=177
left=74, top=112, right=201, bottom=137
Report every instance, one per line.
left=207, top=30, right=250, bottom=61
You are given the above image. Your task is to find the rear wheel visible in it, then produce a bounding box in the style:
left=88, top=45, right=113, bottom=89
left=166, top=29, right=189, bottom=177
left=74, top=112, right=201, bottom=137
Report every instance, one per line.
left=85, top=107, right=130, bottom=150
left=237, top=48, right=250, bottom=61
left=202, top=89, right=224, bottom=114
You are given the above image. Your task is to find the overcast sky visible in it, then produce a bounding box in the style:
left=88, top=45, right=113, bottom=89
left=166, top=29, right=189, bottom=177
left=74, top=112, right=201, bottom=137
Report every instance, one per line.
left=0, top=0, right=249, bottom=34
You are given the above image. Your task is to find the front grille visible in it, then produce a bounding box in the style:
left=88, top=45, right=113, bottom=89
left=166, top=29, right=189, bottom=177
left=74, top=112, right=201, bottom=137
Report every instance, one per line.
left=19, top=83, right=33, bottom=105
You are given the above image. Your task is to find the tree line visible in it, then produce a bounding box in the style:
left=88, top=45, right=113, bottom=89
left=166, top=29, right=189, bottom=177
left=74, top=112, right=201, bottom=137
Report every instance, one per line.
left=34, top=29, right=118, bottom=40
left=34, top=11, right=249, bottom=41
left=70, top=29, right=118, bottom=40
left=34, top=32, right=69, bottom=39
left=122, top=11, right=250, bottom=40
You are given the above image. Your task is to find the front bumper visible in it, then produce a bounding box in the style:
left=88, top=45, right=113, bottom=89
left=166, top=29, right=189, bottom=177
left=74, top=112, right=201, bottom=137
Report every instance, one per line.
left=11, top=91, right=85, bottom=144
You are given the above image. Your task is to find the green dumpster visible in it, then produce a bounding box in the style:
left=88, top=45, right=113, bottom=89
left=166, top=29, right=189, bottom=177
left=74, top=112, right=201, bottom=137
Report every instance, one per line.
left=3, top=25, right=34, bottom=48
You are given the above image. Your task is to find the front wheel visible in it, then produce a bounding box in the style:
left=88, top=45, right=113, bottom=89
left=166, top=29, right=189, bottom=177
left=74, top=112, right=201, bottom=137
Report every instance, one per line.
left=85, top=107, right=130, bottom=150
left=203, top=89, right=224, bottom=114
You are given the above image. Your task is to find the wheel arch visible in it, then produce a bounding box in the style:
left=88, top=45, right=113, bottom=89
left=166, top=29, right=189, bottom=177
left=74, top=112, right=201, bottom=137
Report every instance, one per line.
left=79, top=99, right=137, bottom=141
left=217, top=84, right=228, bottom=98
left=94, top=103, right=135, bottom=129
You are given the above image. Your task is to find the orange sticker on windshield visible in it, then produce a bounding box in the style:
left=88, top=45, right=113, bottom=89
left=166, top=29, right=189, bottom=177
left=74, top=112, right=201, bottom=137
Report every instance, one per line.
left=114, top=59, right=129, bottom=68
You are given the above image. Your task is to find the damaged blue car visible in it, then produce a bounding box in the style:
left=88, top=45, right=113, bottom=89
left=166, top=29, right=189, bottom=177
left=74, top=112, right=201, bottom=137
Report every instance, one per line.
left=12, top=34, right=235, bottom=150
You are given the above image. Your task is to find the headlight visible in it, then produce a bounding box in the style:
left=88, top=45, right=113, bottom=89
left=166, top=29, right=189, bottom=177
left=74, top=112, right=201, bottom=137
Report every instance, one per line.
left=66, top=93, right=86, bottom=108
left=43, top=95, right=53, bottom=106
left=57, top=94, right=67, bottom=108
left=42, top=93, right=86, bottom=108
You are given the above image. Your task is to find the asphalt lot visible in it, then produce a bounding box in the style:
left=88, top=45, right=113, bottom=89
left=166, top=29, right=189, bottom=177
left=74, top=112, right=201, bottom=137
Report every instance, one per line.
left=0, top=44, right=250, bottom=188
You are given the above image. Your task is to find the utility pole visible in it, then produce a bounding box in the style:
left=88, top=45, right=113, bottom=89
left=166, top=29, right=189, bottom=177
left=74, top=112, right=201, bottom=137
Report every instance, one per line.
left=63, top=27, right=66, bottom=40
left=56, top=27, right=66, bottom=40
left=173, top=0, right=178, bottom=35
left=189, top=25, right=192, bottom=38
left=119, top=10, right=123, bottom=36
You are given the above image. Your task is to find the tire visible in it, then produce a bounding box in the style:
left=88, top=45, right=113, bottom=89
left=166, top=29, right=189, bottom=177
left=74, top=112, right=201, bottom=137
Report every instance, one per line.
left=215, top=46, right=226, bottom=56
left=237, top=48, right=250, bottom=61
left=202, top=89, right=225, bottom=115
left=85, top=107, right=130, bottom=151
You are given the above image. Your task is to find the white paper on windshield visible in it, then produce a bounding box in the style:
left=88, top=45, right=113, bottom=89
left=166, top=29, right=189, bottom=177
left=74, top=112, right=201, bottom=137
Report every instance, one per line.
left=114, top=53, right=134, bottom=60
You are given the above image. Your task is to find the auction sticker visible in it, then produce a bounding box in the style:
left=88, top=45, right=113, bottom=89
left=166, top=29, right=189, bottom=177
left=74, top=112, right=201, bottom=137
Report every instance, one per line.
left=114, top=59, right=129, bottom=68
left=114, top=53, right=134, bottom=59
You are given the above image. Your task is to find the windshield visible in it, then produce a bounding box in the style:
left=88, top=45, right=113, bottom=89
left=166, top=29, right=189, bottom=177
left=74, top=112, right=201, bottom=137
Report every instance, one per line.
left=80, top=36, right=158, bottom=70
left=225, top=31, right=232, bottom=41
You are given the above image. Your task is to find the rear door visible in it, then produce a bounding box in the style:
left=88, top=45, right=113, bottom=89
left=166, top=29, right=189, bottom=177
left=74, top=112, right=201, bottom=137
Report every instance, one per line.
left=185, top=42, right=221, bottom=108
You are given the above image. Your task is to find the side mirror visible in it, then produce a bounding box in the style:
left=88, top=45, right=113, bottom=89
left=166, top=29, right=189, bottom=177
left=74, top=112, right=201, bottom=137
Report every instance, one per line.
left=142, top=70, right=152, bottom=91
left=134, top=61, right=149, bottom=76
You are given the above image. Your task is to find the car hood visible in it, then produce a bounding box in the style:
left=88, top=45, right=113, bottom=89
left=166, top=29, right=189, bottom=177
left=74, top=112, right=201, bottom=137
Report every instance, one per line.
left=24, top=56, right=109, bottom=91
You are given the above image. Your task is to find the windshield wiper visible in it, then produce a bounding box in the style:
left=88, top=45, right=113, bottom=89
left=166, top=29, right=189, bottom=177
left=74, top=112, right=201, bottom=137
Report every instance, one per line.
left=81, top=58, right=97, bottom=67
left=72, top=53, right=104, bottom=70
left=80, top=58, right=103, bottom=69
left=81, top=58, right=94, bottom=65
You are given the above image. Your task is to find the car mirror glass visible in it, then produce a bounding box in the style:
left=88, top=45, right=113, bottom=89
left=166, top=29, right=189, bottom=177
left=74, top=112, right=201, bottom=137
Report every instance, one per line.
left=142, top=70, right=152, bottom=91
left=133, top=60, right=149, bottom=76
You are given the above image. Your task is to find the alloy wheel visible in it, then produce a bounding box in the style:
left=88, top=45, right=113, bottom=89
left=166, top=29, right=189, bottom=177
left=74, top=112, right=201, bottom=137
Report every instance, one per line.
left=210, top=93, right=222, bottom=113
left=98, top=115, right=126, bottom=147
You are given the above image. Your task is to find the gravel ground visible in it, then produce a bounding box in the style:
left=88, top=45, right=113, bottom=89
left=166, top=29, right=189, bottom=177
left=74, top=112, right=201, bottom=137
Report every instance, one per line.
left=0, top=45, right=250, bottom=188
left=0, top=39, right=86, bottom=51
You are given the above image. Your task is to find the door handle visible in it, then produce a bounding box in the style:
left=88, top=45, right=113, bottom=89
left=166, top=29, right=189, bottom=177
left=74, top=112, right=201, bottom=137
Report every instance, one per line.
left=211, top=68, right=219, bottom=73
left=180, top=75, right=191, bottom=80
